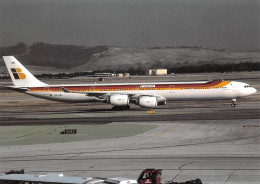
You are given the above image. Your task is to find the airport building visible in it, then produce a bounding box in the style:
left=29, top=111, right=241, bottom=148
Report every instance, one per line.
left=117, top=73, right=124, bottom=77
left=146, top=69, right=167, bottom=76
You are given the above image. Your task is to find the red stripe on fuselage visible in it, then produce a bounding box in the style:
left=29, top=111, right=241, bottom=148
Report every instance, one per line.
left=28, top=81, right=223, bottom=91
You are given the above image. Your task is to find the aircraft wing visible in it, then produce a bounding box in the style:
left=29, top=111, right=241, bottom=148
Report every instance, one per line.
left=61, top=87, right=166, bottom=101
left=61, top=87, right=113, bottom=99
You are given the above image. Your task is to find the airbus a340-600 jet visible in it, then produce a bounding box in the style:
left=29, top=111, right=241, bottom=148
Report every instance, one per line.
left=2, top=56, right=257, bottom=110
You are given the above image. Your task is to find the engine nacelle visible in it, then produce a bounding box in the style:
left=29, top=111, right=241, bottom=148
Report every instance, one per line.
left=138, top=96, right=158, bottom=108
left=158, top=100, right=166, bottom=106
left=107, top=95, right=129, bottom=106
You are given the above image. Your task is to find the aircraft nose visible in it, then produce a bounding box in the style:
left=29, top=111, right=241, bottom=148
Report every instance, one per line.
left=252, top=87, right=257, bottom=94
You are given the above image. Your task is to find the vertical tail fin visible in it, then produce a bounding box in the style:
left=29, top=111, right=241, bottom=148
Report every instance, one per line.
left=3, top=56, right=47, bottom=87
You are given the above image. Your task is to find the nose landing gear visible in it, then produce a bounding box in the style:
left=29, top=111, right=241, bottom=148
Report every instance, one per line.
left=231, top=98, right=236, bottom=107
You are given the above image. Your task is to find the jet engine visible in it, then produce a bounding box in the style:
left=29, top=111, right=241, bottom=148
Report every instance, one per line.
left=158, top=101, right=166, bottom=106
left=107, top=94, right=129, bottom=106
left=138, top=96, right=158, bottom=108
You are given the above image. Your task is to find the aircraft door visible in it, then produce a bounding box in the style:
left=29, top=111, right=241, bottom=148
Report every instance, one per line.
left=136, top=86, right=140, bottom=94
left=169, top=85, right=174, bottom=93
left=44, top=87, right=50, bottom=95
left=90, top=86, right=95, bottom=92
left=232, top=83, right=238, bottom=92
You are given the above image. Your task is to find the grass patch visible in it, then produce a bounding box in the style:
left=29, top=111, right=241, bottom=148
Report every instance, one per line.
left=0, top=123, right=157, bottom=146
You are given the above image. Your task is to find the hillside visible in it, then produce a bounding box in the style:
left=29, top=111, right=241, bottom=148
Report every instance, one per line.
left=76, top=47, right=260, bottom=71
left=1, top=43, right=259, bottom=73
left=0, top=43, right=108, bottom=69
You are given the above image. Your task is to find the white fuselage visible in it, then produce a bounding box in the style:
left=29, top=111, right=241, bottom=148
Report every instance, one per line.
left=24, top=81, right=257, bottom=103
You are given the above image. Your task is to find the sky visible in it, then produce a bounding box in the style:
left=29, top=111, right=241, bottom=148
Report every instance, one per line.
left=0, top=0, right=259, bottom=51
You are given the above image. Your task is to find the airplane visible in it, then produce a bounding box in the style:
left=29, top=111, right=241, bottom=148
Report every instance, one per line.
left=2, top=56, right=257, bottom=110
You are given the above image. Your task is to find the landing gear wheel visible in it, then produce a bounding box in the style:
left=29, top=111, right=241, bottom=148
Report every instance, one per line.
left=112, top=106, right=121, bottom=111
left=112, top=105, right=130, bottom=111
left=231, top=98, right=236, bottom=107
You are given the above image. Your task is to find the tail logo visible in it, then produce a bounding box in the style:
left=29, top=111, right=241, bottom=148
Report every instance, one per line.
left=11, top=68, right=26, bottom=80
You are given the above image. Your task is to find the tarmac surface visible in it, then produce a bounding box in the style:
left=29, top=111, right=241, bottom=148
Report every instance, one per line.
left=0, top=72, right=260, bottom=184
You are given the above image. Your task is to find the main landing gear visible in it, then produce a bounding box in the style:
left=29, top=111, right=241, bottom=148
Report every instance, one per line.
left=231, top=98, right=236, bottom=107
left=112, top=105, right=130, bottom=111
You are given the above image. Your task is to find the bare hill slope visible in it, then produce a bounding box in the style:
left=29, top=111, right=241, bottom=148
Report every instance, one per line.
left=75, top=47, right=260, bottom=71
left=1, top=43, right=259, bottom=72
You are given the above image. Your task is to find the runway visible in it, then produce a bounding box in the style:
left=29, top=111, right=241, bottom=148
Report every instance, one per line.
left=0, top=73, right=259, bottom=184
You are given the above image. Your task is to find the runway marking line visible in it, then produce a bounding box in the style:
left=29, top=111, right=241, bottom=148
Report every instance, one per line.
left=152, top=124, right=180, bottom=137
left=75, top=113, right=94, bottom=117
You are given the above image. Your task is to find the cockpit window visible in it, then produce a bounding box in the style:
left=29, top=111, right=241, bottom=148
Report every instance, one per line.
left=244, top=85, right=251, bottom=88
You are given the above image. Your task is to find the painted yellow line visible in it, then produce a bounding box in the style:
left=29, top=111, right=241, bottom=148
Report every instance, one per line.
left=147, top=111, right=156, bottom=114
left=243, top=125, right=260, bottom=128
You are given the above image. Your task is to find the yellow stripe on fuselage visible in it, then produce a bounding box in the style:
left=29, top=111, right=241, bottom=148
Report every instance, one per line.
left=28, top=81, right=232, bottom=92
left=213, top=81, right=231, bottom=88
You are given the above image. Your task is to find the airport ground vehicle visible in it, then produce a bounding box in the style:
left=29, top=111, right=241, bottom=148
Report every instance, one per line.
left=137, top=169, right=202, bottom=184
